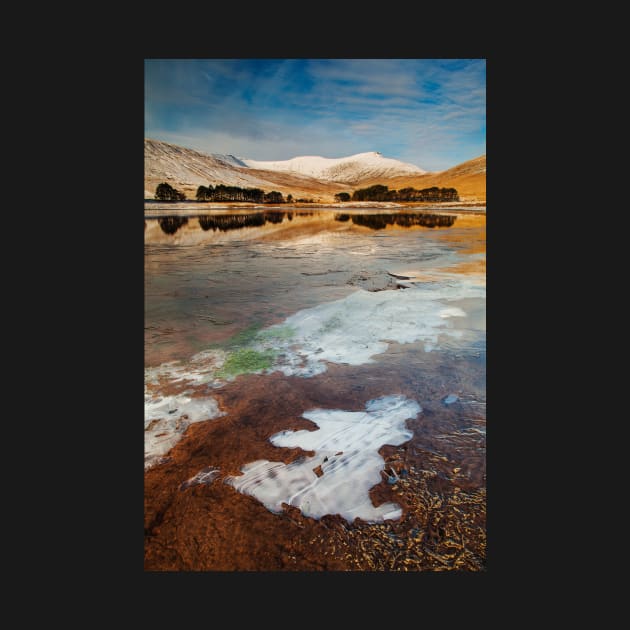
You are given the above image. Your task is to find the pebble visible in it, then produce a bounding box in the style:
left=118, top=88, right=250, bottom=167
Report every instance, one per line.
left=443, top=394, right=459, bottom=405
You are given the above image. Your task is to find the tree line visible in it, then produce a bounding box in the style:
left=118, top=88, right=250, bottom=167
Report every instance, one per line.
left=195, top=184, right=290, bottom=203
left=335, top=185, right=459, bottom=203
left=154, top=181, right=458, bottom=204
left=154, top=182, right=299, bottom=203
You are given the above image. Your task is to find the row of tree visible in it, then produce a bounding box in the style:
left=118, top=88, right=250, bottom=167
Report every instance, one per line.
left=336, top=185, right=459, bottom=203
left=154, top=182, right=458, bottom=204
left=195, top=184, right=290, bottom=204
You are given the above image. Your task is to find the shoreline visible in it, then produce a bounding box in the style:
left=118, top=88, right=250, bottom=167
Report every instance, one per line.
left=144, top=200, right=486, bottom=215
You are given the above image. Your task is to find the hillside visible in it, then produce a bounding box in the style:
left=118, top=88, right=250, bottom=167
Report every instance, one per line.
left=145, top=139, right=348, bottom=201
left=360, top=155, right=486, bottom=203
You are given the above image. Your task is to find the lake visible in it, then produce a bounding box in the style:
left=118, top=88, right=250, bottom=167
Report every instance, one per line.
left=144, top=205, right=486, bottom=571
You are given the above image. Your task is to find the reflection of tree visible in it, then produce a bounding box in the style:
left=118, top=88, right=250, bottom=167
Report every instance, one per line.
left=198, top=214, right=265, bottom=231
left=341, top=213, right=456, bottom=230
left=351, top=214, right=393, bottom=230
left=198, top=211, right=299, bottom=232
left=264, top=211, right=284, bottom=224
left=158, top=216, right=188, bottom=234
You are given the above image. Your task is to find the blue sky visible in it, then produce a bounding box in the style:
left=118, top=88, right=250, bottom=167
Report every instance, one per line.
left=145, top=59, right=485, bottom=172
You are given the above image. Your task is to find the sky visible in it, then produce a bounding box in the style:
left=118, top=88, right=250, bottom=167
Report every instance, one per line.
left=145, top=59, right=485, bottom=172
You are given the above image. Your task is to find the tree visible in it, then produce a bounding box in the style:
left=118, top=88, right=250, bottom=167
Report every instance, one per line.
left=334, top=192, right=351, bottom=202
left=244, top=188, right=264, bottom=203
left=155, top=182, right=186, bottom=201
left=287, top=194, right=293, bottom=203
left=352, top=184, right=389, bottom=201
left=263, top=191, right=284, bottom=204
left=155, top=182, right=175, bottom=200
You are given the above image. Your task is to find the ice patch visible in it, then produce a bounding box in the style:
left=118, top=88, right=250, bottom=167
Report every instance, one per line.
left=264, top=280, right=484, bottom=376
left=226, top=395, right=420, bottom=523
left=144, top=274, right=483, bottom=465
left=144, top=393, right=224, bottom=469
left=180, top=467, right=220, bottom=490
left=439, top=307, right=466, bottom=318
left=145, top=349, right=227, bottom=388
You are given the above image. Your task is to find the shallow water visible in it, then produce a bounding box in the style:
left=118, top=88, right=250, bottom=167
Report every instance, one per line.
left=144, top=206, right=486, bottom=570
left=145, top=208, right=485, bottom=365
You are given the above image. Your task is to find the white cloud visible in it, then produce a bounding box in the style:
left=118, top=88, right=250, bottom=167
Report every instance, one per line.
left=145, top=59, right=485, bottom=171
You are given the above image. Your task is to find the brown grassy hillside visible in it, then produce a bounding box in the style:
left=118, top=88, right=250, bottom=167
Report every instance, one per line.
left=359, top=155, right=486, bottom=203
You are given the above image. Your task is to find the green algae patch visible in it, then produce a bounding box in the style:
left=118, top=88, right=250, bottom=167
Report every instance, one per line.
left=224, top=324, right=264, bottom=348
left=216, top=348, right=277, bottom=378
left=207, top=323, right=264, bottom=351
left=257, top=325, right=296, bottom=341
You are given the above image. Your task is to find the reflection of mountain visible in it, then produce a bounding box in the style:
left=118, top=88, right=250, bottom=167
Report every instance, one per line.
left=341, top=213, right=456, bottom=230
left=158, top=216, right=189, bottom=234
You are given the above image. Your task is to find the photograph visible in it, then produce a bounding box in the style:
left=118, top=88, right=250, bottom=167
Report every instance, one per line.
left=144, top=58, right=486, bottom=571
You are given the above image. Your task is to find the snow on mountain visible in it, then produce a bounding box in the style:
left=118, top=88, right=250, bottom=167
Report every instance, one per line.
left=243, top=152, right=426, bottom=184
left=145, top=139, right=255, bottom=187
left=145, top=138, right=349, bottom=200
left=212, top=153, right=248, bottom=168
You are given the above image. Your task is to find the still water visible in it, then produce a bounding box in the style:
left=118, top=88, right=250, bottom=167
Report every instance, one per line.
left=145, top=208, right=485, bottom=365
left=144, top=206, right=486, bottom=570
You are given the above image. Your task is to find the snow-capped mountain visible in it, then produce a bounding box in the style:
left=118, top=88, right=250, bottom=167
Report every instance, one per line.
left=243, top=152, right=426, bottom=184
left=144, top=138, right=350, bottom=200
left=145, top=139, right=485, bottom=202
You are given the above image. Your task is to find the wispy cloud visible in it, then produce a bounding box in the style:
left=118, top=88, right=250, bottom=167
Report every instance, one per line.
left=145, top=59, right=485, bottom=171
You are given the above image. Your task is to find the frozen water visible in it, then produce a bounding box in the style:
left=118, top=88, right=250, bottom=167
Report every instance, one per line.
left=226, top=395, right=421, bottom=523
left=144, top=393, right=224, bottom=469
left=264, top=280, right=484, bottom=377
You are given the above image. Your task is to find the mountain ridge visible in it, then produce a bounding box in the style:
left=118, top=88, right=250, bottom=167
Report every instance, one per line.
left=243, top=151, right=426, bottom=184
left=144, top=138, right=485, bottom=202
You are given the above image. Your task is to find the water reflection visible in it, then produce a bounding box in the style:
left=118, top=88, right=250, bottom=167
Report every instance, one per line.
left=342, top=213, right=456, bottom=230
left=197, top=211, right=304, bottom=232
left=158, top=216, right=189, bottom=234
left=199, top=214, right=265, bottom=231
left=145, top=209, right=467, bottom=245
